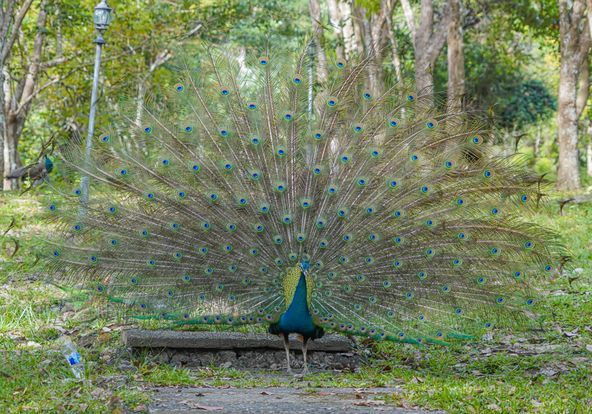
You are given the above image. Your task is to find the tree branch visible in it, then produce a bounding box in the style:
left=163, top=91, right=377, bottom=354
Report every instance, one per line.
left=0, top=1, right=16, bottom=50
left=15, top=0, right=47, bottom=114
left=0, top=0, right=34, bottom=63
left=429, top=3, right=450, bottom=63
left=0, top=1, right=17, bottom=58
left=41, top=50, right=84, bottom=69
left=15, top=72, right=69, bottom=115
left=399, top=0, right=416, bottom=41
left=588, top=0, right=592, bottom=38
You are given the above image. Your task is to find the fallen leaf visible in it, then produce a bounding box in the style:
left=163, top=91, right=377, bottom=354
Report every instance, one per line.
left=481, top=347, right=492, bottom=356
left=538, top=367, right=558, bottom=377
left=181, top=400, right=223, bottom=410
left=486, top=403, right=501, bottom=412
left=353, top=400, right=385, bottom=407
left=193, top=404, right=223, bottom=411
left=563, top=328, right=579, bottom=338
left=532, top=399, right=544, bottom=408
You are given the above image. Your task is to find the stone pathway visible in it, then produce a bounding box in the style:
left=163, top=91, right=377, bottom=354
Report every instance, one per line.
left=148, top=386, right=444, bottom=413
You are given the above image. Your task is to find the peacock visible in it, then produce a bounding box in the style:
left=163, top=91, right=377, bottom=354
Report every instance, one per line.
left=7, top=155, right=54, bottom=186
left=43, top=44, right=563, bottom=374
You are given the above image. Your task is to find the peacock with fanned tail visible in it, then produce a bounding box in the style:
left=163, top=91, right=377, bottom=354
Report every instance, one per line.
left=43, top=45, right=563, bottom=374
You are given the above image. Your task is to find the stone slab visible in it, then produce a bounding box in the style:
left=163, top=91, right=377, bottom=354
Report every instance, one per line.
left=122, top=329, right=353, bottom=352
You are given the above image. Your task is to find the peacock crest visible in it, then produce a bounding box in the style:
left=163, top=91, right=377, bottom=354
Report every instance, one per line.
left=43, top=44, right=563, bottom=345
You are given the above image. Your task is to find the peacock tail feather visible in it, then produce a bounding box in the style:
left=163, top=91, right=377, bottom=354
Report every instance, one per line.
left=43, top=44, right=564, bottom=345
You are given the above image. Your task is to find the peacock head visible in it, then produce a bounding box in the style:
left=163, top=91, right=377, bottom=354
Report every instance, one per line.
left=299, top=260, right=310, bottom=272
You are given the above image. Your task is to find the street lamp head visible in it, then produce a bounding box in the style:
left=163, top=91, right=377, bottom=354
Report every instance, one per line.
left=94, top=0, right=112, bottom=31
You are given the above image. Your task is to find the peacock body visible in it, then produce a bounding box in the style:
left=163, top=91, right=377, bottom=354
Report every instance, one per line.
left=7, top=155, right=53, bottom=185
left=45, top=45, right=561, bottom=373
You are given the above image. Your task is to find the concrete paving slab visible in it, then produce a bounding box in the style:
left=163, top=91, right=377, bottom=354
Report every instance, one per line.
left=148, top=386, right=446, bottom=414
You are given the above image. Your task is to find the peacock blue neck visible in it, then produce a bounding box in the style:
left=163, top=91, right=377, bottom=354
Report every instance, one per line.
left=276, top=272, right=316, bottom=337
left=44, top=156, right=54, bottom=173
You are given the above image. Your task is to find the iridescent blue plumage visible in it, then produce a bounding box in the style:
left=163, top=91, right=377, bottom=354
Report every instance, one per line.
left=268, top=261, right=324, bottom=372
left=272, top=273, right=316, bottom=336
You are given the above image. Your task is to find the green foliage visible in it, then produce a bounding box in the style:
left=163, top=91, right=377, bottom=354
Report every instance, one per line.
left=13, top=0, right=311, bottom=170
left=534, top=157, right=555, bottom=178
left=499, top=80, right=556, bottom=129
left=196, top=0, right=309, bottom=46
left=9, top=0, right=573, bottom=181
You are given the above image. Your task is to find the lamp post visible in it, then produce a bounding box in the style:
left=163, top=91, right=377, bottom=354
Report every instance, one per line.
left=80, top=0, right=112, bottom=208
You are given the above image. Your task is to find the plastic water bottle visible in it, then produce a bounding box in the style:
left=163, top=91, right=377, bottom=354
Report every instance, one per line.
left=59, top=336, right=84, bottom=379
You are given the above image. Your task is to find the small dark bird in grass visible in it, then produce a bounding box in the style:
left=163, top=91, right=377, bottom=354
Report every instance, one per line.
left=6, top=155, right=53, bottom=186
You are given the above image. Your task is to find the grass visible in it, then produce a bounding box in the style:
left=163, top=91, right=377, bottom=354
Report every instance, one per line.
left=1, top=190, right=591, bottom=413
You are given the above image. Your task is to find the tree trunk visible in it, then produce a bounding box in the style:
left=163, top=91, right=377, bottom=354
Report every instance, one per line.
left=447, top=0, right=465, bottom=113
left=585, top=119, right=592, bottom=177
left=339, top=0, right=356, bottom=59
left=384, top=2, right=403, bottom=84
left=577, top=58, right=590, bottom=178
left=351, top=3, right=366, bottom=56
left=400, top=0, right=449, bottom=104
left=327, top=0, right=346, bottom=62
left=0, top=68, right=5, bottom=180
left=3, top=0, right=48, bottom=190
left=557, top=67, right=580, bottom=191
left=350, top=1, right=395, bottom=96
left=414, top=54, right=433, bottom=95
left=587, top=141, right=592, bottom=178
left=576, top=54, right=589, bottom=118
left=308, top=0, right=329, bottom=82
left=3, top=114, right=19, bottom=190
left=357, top=8, right=381, bottom=95
left=557, top=0, right=589, bottom=191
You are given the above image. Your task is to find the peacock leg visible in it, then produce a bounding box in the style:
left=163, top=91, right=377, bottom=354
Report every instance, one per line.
left=301, top=338, right=310, bottom=375
left=282, top=334, right=293, bottom=374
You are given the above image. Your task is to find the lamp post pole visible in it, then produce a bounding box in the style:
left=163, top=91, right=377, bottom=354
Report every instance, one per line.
left=80, top=0, right=112, bottom=208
